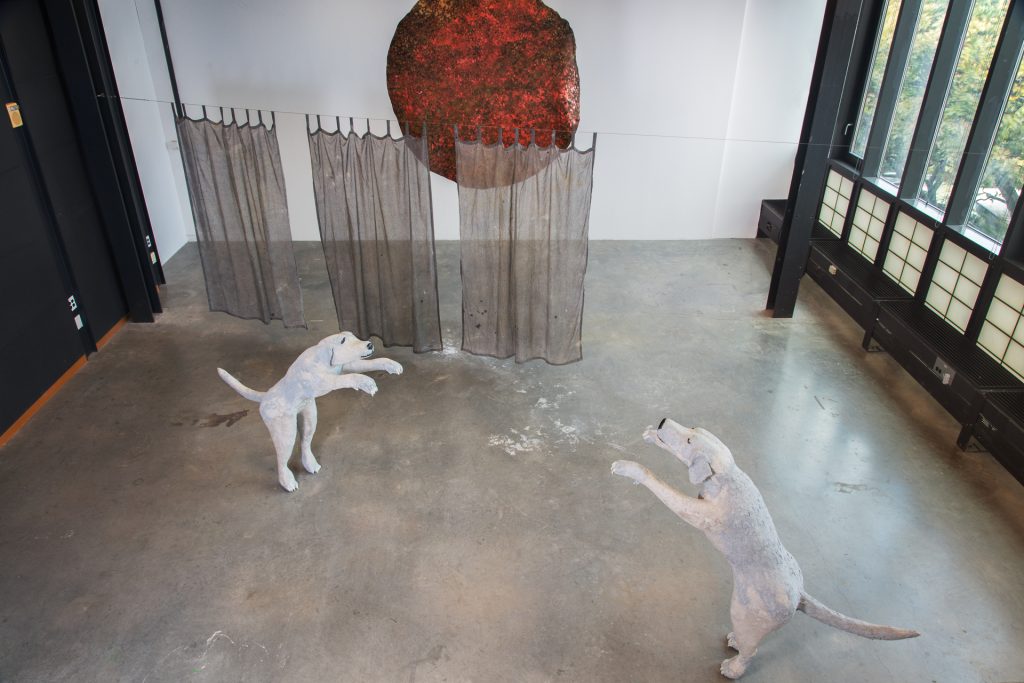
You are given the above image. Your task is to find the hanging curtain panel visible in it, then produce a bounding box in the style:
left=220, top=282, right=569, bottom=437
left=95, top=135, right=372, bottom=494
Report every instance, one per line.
left=308, top=126, right=441, bottom=352
left=456, top=134, right=595, bottom=365
left=176, top=115, right=305, bottom=327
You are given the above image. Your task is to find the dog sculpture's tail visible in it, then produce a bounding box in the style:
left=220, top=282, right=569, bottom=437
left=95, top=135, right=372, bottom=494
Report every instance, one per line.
left=217, top=368, right=266, bottom=402
left=798, top=593, right=919, bottom=640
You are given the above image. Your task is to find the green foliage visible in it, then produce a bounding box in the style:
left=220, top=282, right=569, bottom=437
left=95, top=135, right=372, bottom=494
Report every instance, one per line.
left=853, top=0, right=1023, bottom=245
left=880, top=0, right=947, bottom=181
left=919, top=0, right=1009, bottom=219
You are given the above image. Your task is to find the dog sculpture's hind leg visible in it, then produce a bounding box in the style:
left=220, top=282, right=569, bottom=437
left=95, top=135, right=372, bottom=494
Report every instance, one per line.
left=723, top=579, right=798, bottom=678
left=263, top=411, right=300, bottom=492
left=299, top=400, right=320, bottom=474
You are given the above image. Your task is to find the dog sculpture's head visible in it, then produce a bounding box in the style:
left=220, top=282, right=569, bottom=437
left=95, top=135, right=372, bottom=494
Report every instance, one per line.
left=319, top=332, right=374, bottom=368
left=642, top=420, right=735, bottom=485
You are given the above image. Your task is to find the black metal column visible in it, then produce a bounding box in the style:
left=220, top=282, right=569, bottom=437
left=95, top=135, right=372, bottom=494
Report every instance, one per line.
left=153, top=0, right=181, bottom=119
left=41, top=0, right=161, bottom=321
left=767, top=0, right=866, bottom=317
left=1001, top=178, right=1024, bottom=261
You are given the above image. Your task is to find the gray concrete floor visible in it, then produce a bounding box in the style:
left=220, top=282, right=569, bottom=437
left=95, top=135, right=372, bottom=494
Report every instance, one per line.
left=2, top=239, right=1024, bottom=682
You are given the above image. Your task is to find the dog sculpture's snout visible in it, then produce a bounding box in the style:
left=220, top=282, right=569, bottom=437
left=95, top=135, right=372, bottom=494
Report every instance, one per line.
left=658, top=418, right=668, bottom=430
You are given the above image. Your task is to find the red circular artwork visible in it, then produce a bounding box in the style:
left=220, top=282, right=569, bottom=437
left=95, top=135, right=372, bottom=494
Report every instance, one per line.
left=386, top=0, right=581, bottom=183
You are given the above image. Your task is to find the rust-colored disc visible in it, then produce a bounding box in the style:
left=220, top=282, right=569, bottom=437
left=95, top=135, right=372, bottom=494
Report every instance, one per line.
left=387, top=0, right=581, bottom=184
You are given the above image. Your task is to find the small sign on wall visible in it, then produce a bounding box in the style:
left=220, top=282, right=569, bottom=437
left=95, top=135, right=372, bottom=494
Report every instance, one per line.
left=5, top=102, right=23, bottom=128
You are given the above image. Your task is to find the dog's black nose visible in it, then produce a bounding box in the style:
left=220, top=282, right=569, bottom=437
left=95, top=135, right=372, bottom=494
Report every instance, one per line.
left=658, top=418, right=668, bottom=429
left=367, top=342, right=374, bottom=353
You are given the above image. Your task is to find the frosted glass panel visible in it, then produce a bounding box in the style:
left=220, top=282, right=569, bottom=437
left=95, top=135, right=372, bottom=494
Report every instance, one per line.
left=978, top=274, right=1024, bottom=381
left=979, top=324, right=1011, bottom=359
left=819, top=169, right=853, bottom=237
left=1005, top=342, right=1024, bottom=380
left=882, top=211, right=934, bottom=294
left=847, top=189, right=890, bottom=262
left=925, top=239, right=988, bottom=333
left=995, top=273, right=1024, bottom=310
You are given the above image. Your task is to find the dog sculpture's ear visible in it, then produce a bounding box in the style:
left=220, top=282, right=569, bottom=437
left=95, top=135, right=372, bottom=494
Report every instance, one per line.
left=330, top=344, right=347, bottom=367
left=688, top=457, right=714, bottom=485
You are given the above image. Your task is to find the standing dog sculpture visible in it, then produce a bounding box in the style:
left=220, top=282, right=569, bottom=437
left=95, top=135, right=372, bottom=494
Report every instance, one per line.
left=218, top=332, right=403, bottom=492
left=611, top=420, right=918, bottom=679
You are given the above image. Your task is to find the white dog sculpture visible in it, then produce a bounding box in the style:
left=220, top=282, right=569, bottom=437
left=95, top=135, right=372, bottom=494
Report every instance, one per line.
left=612, top=420, right=918, bottom=679
left=218, top=332, right=402, bottom=492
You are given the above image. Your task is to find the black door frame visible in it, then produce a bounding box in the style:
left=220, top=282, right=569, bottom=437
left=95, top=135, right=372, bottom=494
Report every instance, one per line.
left=0, top=34, right=99, bottom=352
left=13, top=0, right=165, bottom=327
left=43, top=0, right=166, bottom=321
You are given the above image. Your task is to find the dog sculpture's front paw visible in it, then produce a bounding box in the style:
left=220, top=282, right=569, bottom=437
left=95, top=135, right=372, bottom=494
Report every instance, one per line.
left=355, top=376, right=378, bottom=395
left=279, top=471, right=299, bottom=492
left=381, top=359, right=403, bottom=375
left=726, top=632, right=738, bottom=651
left=380, top=360, right=403, bottom=376
left=720, top=656, right=748, bottom=680
left=611, top=460, right=648, bottom=483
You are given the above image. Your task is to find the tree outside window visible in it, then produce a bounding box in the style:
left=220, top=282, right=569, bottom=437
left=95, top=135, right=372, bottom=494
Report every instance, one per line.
left=967, top=51, right=1024, bottom=245
left=918, top=0, right=1010, bottom=216
left=878, top=0, right=948, bottom=186
left=852, top=0, right=903, bottom=157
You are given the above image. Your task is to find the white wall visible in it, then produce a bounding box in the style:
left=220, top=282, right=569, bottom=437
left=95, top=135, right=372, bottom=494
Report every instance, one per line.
left=100, top=0, right=825, bottom=255
left=713, top=0, right=825, bottom=238
left=99, top=0, right=194, bottom=259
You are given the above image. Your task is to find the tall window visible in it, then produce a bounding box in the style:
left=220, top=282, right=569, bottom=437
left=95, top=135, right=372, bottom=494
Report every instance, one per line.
left=967, top=50, right=1024, bottom=245
left=878, top=0, right=949, bottom=186
left=918, top=0, right=1010, bottom=214
left=848, top=0, right=1024, bottom=256
left=852, top=0, right=904, bottom=157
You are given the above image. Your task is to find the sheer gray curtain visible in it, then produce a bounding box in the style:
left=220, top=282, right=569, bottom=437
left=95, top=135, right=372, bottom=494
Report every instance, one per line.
left=308, top=125, right=441, bottom=352
left=176, top=115, right=305, bottom=327
left=456, top=134, right=594, bottom=365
